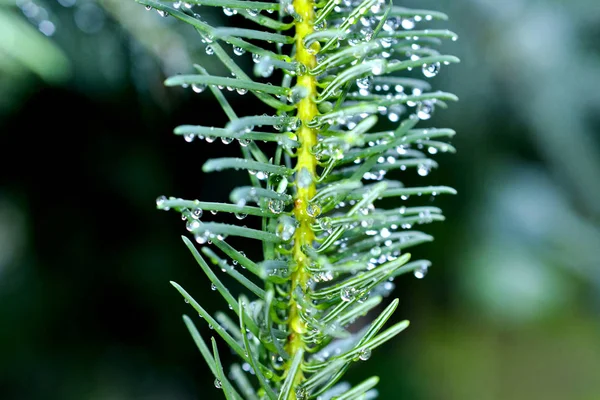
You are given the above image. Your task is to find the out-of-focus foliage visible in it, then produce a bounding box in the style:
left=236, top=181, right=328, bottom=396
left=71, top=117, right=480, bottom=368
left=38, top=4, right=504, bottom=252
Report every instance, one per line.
left=0, top=0, right=599, bottom=399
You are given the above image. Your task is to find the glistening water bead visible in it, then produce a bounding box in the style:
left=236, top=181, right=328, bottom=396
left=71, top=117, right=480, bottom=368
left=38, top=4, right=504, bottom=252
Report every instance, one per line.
left=422, top=62, right=441, bottom=78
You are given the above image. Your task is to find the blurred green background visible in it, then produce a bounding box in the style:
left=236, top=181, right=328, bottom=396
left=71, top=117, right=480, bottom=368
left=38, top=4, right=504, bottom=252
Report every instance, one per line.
left=1, top=0, right=599, bottom=399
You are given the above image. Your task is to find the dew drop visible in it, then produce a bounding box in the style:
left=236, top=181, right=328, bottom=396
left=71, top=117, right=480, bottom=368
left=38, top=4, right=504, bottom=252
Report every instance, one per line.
left=341, top=287, right=357, bottom=302
left=214, top=378, right=222, bottom=389
left=186, top=219, right=200, bottom=232
left=211, top=283, right=217, bottom=291
left=192, top=83, right=206, bottom=93
left=307, top=202, right=321, bottom=217
left=295, top=388, right=308, bottom=400
left=358, top=347, right=372, bottom=361
left=156, top=195, right=167, bottom=208
left=192, top=208, right=203, bottom=219
left=417, top=163, right=430, bottom=176
left=422, top=62, right=440, bottom=78
left=183, top=133, right=195, bottom=142
left=268, top=199, right=285, bottom=214
left=235, top=212, right=248, bottom=220
left=414, top=264, right=429, bottom=279
left=416, top=100, right=434, bottom=120
left=401, top=18, right=415, bottom=30
left=370, top=246, right=382, bottom=257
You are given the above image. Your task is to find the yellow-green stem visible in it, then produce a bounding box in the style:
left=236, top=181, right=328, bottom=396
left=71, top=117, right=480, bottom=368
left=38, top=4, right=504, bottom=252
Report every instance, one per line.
left=284, top=0, right=319, bottom=397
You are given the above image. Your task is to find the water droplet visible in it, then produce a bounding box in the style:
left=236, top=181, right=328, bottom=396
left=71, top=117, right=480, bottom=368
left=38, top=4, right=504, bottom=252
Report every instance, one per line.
left=214, top=378, right=222, bottom=389
left=416, top=100, right=434, bottom=120
left=414, top=264, right=429, bottom=279
left=192, top=208, right=203, bottom=219
left=278, top=219, right=296, bottom=241
left=358, top=347, right=372, bottom=361
left=371, top=60, right=385, bottom=75
left=417, top=163, right=430, bottom=176
left=235, top=212, right=248, bottom=220
left=296, top=388, right=308, bottom=400
left=192, top=83, right=206, bottom=93
left=186, top=219, right=200, bottom=231
left=233, top=46, right=246, bottom=56
left=268, top=199, right=284, bottom=214
left=156, top=195, right=167, bottom=209
left=422, top=62, right=440, bottom=78
left=318, top=217, right=333, bottom=232
left=211, top=283, right=217, bottom=291
left=205, top=46, right=214, bottom=55
left=183, top=133, right=195, bottom=142
left=195, top=230, right=210, bottom=244
left=307, top=202, right=321, bottom=217
left=370, top=246, right=381, bottom=257
left=401, top=18, right=415, bottom=30
left=341, top=287, right=358, bottom=302
left=223, top=7, right=235, bottom=16
left=184, top=298, right=189, bottom=303
left=254, top=56, right=274, bottom=78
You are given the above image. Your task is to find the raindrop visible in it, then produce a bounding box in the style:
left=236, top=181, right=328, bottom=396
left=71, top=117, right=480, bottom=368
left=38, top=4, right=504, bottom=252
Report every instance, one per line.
left=268, top=199, right=285, bottom=214
left=235, top=212, right=248, bottom=220
left=186, top=219, right=200, bottom=231
left=233, top=46, right=246, bottom=56
left=371, top=60, right=385, bottom=75
left=157, top=9, right=169, bottom=17
left=295, top=388, right=308, bottom=400
left=416, top=100, right=434, bottom=120
left=358, top=347, right=372, bottom=361
left=414, top=264, right=428, bottom=279
left=184, top=133, right=195, bottom=142
left=211, top=283, right=217, bottom=291
left=341, top=287, right=357, bottom=302
left=279, top=219, right=296, bottom=241
left=206, top=46, right=214, bottom=55
left=156, top=195, right=168, bottom=208
left=189, top=208, right=202, bottom=219
left=307, top=202, right=321, bottom=217
left=223, top=7, right=235, bottom=16
left=318, top=217, right=333, bottom=232
left=370, top=246, right=382, bottom=257
left=417, top=163, right=430, bottom=176
left=422, top=62, right=440, bottom=78
left=192, top=83, right=206, bottom=93
left=254, top=56, right=274, bottom=78
left=401, top=18, right=415, bottom=30
left=214, top=378, right=222, bottom=389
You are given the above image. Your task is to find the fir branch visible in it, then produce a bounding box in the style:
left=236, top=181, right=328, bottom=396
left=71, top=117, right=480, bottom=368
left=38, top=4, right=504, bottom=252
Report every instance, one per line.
left=145, top=0, right=460, bottom=398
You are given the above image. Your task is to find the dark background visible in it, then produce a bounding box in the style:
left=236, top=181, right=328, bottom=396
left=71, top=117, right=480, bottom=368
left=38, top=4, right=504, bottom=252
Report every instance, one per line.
left=1, top=0, right=600, bottom=399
